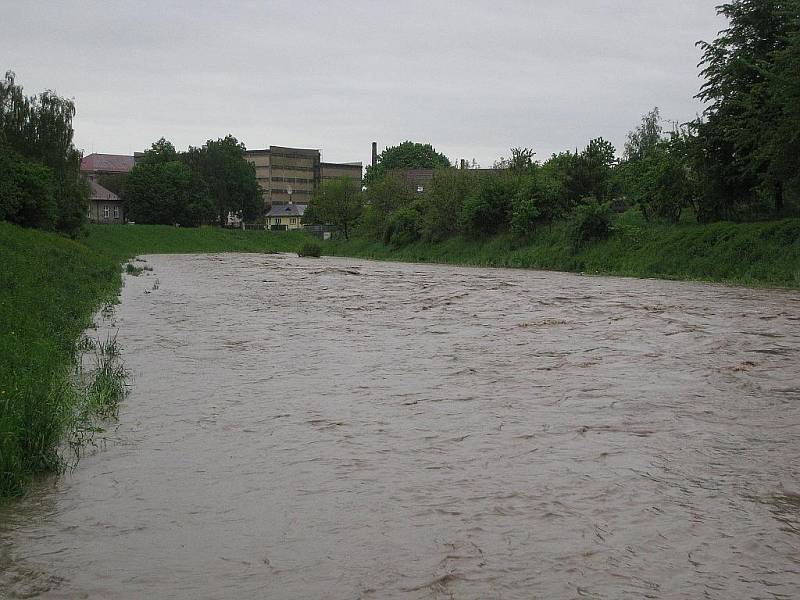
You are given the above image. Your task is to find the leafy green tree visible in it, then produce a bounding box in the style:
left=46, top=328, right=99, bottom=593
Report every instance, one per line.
left=364, top=141, right=450, bottom=186
left=383, top=205, right=423, bottom=246
left=624, top=107, right=663, bottom=162
left=307, top=177, right=363, bottom=239
left=419, top=168, right=474, bottom=241
left=460, top=172, right=519, bottom=236
left=493, top=147, right=536, bottom=171
left=184, top=135, right=262, bottom=225
left=0, top=143, right=58, bottom=229
left=567, top=138, right=617, bottom=204
left=510, top=167, right=566, bottom=237
left=123, top=139, right=215, bottom=226
left=359, top=170, right=415, bottom=238
left=695, top=0, right=800, bottom=219
left=0, top=71, right=87, bottom=236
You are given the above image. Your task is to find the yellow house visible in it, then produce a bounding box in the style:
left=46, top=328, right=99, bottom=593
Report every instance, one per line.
left=266, top=203, right=306, bottom=230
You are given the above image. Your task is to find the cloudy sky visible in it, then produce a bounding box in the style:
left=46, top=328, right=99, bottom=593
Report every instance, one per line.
left=3, top=1, right=726, bottom=167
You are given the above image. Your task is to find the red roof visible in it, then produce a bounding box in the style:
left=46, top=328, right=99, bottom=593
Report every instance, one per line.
left=80, top=153, right=135, bottom=173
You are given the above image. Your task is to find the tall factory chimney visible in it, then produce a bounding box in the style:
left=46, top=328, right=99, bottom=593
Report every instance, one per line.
left=371, top=141, right=378, bottom=167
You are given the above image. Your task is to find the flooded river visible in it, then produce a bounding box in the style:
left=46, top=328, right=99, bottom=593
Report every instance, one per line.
left=2, top=253, right=799, bottom=599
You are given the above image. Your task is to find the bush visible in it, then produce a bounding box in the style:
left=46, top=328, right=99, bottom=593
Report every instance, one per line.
left=568, top=198, right=613, bottom=247
left=382, top=206, right=422, bottom=246
left=298, top=241, right=322, bottom=257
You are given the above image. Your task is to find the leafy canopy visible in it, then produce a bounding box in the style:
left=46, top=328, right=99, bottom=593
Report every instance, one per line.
left=364, top=141, right=450, bottom=186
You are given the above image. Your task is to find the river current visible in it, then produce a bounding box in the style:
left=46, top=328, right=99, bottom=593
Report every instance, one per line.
left=2, top=253, right=799, bottom=599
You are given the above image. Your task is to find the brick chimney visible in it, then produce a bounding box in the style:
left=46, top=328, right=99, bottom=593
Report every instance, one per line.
left=371, top=141, right=378, bottom=167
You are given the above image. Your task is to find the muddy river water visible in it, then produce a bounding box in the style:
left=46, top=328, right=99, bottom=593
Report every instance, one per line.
left=2, top=253, right=800, bottom=599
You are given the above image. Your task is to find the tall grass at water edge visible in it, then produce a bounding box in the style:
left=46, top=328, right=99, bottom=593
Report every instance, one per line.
left=324, top=215, right=800, bottom=289
left=0, top=223, right=127, bottom=498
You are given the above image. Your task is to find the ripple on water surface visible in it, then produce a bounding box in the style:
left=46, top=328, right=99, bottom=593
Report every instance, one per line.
left=1, top=253, right=799, bottom=599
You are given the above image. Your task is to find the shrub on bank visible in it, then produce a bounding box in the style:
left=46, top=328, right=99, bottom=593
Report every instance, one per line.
left=298, top=241, right=322, bottom=257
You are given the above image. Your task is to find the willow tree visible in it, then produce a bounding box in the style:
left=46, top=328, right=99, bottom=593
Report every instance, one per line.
left=0, top=71, right=87, bottom=235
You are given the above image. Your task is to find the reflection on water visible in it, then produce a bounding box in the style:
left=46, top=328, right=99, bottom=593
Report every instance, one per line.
left=2, top=253, right=799, bottom=599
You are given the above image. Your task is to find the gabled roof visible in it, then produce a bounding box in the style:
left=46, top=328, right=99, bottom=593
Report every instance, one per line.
left=81, top=153, right=135, bottom=173
left=88, top=179, right=119, bottom=202
left=266, top=203, right=306, bottom=217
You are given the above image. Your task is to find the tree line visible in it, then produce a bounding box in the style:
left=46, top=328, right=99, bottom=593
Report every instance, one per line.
left=122, top=136, right=261, bottom=227
left=306, top=1, right=799, bottom=244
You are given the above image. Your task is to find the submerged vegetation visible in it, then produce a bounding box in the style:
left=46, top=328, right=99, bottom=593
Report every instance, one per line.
left=0, top=222, right=127, bottom=497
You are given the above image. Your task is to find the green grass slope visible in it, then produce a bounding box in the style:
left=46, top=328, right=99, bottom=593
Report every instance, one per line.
left=0, top=222, right=121, bottom=496
left=325, top=218, right=800, bottom=288
left=84, top=224, right=314, bottom=261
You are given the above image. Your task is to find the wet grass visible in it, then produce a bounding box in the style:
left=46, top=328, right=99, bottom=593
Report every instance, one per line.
left=325, top=216, right=800, bottom=289
left=85, top=224, right=314, bottom=262
left=0, top=222, right=124, bottom=498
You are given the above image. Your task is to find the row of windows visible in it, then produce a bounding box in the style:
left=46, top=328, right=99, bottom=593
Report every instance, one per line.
left=88, top=205, right=120, bottom=219
left=271, top=176, right=314, bottom=184
left=270, top=217, right=298, bottom=224
left=269, top=164, right=318, bottom=172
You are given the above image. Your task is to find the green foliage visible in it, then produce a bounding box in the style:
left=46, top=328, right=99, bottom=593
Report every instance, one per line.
left=84, top=224, right=316, bottom=259
left=0, top=222, right=121, bottom=497
left=324, top=214, right=800, bottom=288
left=383, top=205, right=423, bottom=247
left=460, top=172, right=519, bottom=237
left=567, top=198, right=614, bottom=246
left=184, top=135, right=262, bottom=224
left=298, top=241, right=322, bottom=257
left=566, top=137, right=617, bottom=204
left=695, top=0, right=800, bottom=219
left=618, top=109, right=699, bottom=223
left=419, top=168, right=473, bottom=241
left=307, top=177, right=363, bottom=239
left=359, top=171, right=415, bottom=239
left=364, top=141, right=450, bottom=186
left=0, top=143, right=58, bottom=229
left=624, top=107, right=663, bottom=162
left=0, top=71, right=87, bottom=236
left=123, top=139, right=216, bottom=226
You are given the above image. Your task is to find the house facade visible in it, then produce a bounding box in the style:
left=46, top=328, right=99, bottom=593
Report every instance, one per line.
left=87, top=180, right=124, bottom=224
left=265, top=202, right=306, bottom=230
left=80, top=153, right=134, bottom=224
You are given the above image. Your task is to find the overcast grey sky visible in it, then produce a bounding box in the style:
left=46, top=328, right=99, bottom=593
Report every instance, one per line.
left=2, top=1, right=726, bottom=167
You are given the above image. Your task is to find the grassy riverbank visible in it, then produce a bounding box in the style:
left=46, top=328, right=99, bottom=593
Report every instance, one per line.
left=0, top=222, right=127, bottom=497
left=325, top=216, right=800, bottom=289
left=84, top=224, right=311, bottom=262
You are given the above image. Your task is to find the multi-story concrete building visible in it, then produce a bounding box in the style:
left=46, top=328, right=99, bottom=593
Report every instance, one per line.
left=244, top=146, right=361, bottom=208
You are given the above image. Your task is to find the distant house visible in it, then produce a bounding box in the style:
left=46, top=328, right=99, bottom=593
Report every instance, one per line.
left=402, top=169, right=436, bottom=194
left=80, top=153, right=135, bottom=181
left=87, top=180, right=124, bottom=224
left=266, top=203, right=306, bottom=230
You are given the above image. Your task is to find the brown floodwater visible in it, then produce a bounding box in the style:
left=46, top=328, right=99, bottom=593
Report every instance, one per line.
left=2, top=253, right=799, bottom=599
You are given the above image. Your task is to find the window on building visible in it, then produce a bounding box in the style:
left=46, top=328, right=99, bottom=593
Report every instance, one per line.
left=103, top=205, right=109, bottom=218
left=290, top=218, right=296, bottom=224
left=417, top=185, right=424, bottom=193
left=276, top=217, right=281, bottom=224
left=113, top=206, right=119, bottom=219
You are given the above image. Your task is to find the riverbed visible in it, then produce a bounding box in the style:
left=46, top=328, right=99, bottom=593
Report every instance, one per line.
left=2, top=253, right=799, bottom=599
